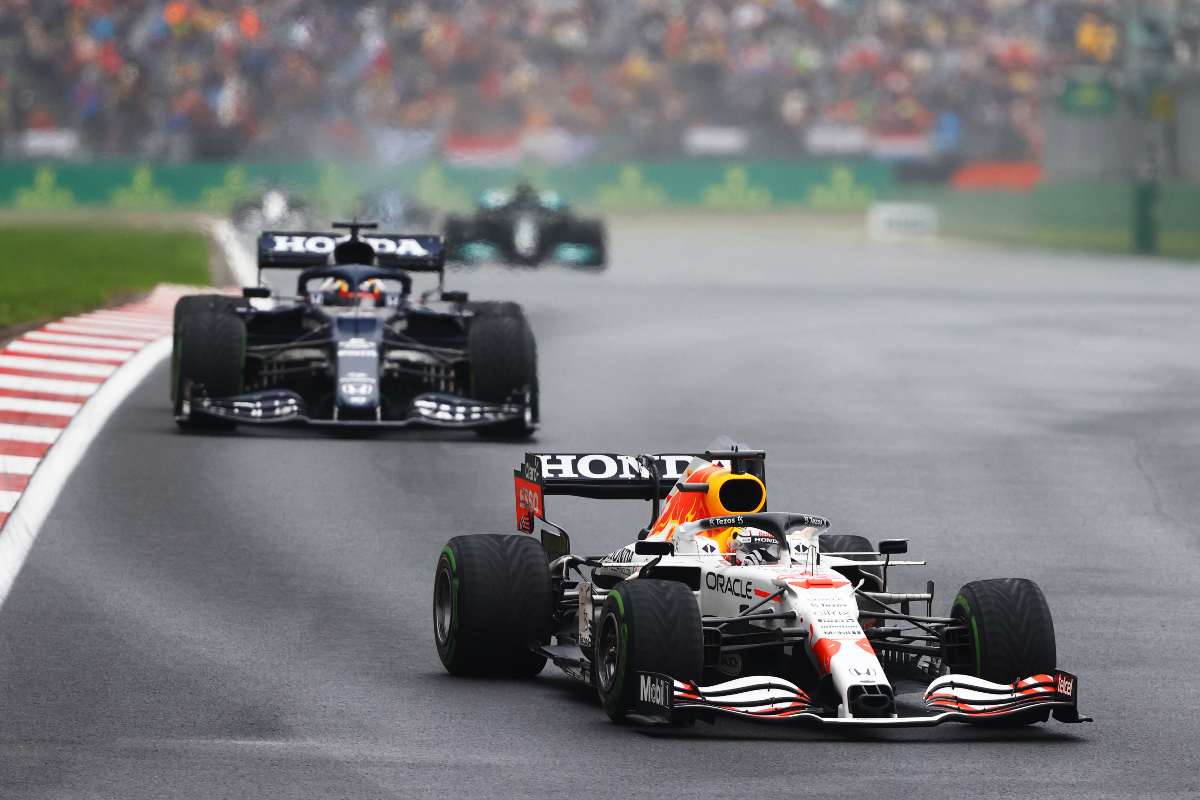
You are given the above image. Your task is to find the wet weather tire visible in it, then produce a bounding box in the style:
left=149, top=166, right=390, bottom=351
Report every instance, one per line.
left=174, top=307, right=245, bottom=430
left=593, top=579, right=703, bottom=723
left=433, top=535, right=553, bottom=678
left=467, top=309, right=538, bottom=439
left=171, top=295, right=244, bottom=404
left=819, top=533, right=883, bottom=591
left=951, top=578, right=1057, bottom=684
left=443, top=215, right=473, bottom=260
left=571, top=220, right=607, bottom=268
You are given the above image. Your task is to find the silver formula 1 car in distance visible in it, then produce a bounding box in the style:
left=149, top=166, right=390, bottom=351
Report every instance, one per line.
left=432, top=444, right=1090, bottom=730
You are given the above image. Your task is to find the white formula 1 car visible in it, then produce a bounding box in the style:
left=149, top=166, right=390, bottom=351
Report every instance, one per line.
left=432, top=444, right=1089, bottom=729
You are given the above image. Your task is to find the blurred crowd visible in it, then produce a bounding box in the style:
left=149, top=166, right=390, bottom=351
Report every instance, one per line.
left=1, top=0, right=1197, bottom=163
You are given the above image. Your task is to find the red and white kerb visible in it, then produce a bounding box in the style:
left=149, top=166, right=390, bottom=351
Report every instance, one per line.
left=0, top=287, right=185, bottom=530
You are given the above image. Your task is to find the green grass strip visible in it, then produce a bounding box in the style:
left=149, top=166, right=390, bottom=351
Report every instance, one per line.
left=0, top=223, right=209, bottom=329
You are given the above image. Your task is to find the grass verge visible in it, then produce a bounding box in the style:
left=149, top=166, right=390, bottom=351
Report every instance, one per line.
left=0, top=223, right=209, bottom=329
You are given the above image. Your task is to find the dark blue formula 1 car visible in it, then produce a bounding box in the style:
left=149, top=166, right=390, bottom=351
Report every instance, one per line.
left=171, top=223, right=538, bottom=438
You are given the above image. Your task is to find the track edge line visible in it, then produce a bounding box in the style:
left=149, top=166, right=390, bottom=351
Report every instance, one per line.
left=0, top=336, right=171, bottom=606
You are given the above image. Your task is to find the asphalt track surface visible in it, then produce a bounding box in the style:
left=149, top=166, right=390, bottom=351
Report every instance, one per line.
left=1, top=217, right=1198, bottom=799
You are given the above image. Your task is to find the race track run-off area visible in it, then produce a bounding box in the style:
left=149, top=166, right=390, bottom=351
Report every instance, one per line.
left=0, top=217, right=1198, bottom=800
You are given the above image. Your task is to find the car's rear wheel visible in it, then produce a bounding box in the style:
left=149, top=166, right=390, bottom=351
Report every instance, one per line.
left=594, top=579, right=703, bottom=723
left=174, top=307, right=245, bottom=430
left=433, top=534, right=554, bottom=677
left=819, top=533, right=883, bottom=591
left=467, top=308, right=538, bottom=440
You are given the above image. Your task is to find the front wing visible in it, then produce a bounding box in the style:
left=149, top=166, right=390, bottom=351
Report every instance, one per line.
left=635, top=671, right=1090, bottom=728
left=451, top=239, right=602, bottom=267
left=179, top=388, right=528, bottom=430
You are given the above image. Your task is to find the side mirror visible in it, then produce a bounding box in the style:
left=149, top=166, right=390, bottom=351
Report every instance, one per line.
left=242, top=286, right=270, bottom=299
left=878, top=539, right=908, bottom=555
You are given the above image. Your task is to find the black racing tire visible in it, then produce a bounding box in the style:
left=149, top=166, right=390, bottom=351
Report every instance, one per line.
left=171, top=295, right=244, bottom=403
left=571, top=219, right=607, bottom=268
left=819, top=534, right=884, bottom=591
left=433, top=534, right=554, bottom=678
left=466, top=301, right=524, bottom=318
left=443, top=214, right=473, bottom=259
left=467, top=309, right=538, bottom=439
left=593, top=579, right=703, bottom=723
left=174, top=307, right=245, bottom=430
left=950, top=578, right=1057, bottom=685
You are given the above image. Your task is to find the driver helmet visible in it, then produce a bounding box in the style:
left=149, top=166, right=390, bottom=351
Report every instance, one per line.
left=732, top=527, right=781, bottom=565
left=319, top=277, right=386, bottom=307
left=513, top=181, right=537, bottom=201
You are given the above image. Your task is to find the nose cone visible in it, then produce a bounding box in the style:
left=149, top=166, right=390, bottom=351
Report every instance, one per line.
left=335, top=334, right=382, bottom=419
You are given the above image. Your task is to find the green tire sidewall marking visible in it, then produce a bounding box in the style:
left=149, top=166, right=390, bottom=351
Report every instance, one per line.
left=440, top=547, right=459, bottom=660
left=608, top=587, right=628, bottom=702
left=953, top=595, right=983, bottom=677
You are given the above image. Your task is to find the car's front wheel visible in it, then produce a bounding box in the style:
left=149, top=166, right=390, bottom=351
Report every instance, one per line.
left=171, top=295, right=244, bottom=404
left=944, top=578, right=1058, bottom=725
left=467, top=308, right=538, bottom=439
left=593, top=579, right=703, bottom=723
left=174, top=306, right=245, bottom=430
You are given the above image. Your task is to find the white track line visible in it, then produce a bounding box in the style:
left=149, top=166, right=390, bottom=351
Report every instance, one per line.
left=23, top=331, right=151, bottom=349
left=0, top=492, right=21, bottom=513
left=0, top=336, right=170, bottom=605
left=5, top=342, right=135, bottom=361
left=0, top=424, right=61, bottom=444
left=0, top=456, right=41, bottom=475
left=0, top=397, right=82, bottom=416
left=0, top=374, right=99, bottom=397
left=0, top=356, right=117, bottom=378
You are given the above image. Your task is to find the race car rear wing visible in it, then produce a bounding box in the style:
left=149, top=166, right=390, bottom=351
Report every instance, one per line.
left=256, top=231, right=445, bottom=272
left=514, top=449, right=766, bottom=535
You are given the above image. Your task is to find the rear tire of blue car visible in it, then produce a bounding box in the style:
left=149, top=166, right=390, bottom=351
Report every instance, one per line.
left=468, top=308, right=538, bottom=440
left=594, top=579, right=703, bottom=724
left=174, top=307, right=245, bottom=430
left=433, top=535, right=553, bottom=678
